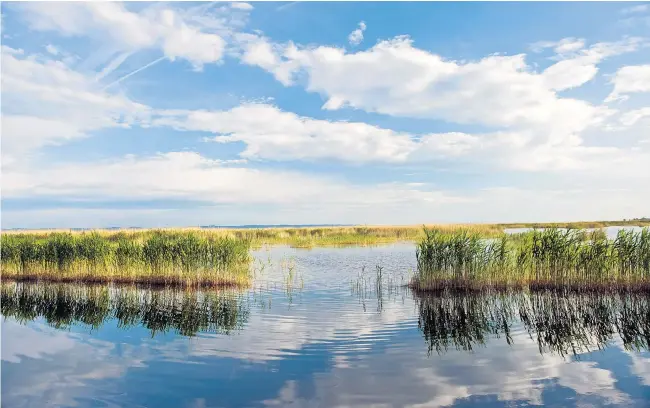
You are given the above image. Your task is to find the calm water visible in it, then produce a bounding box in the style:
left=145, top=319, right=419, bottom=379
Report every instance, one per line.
left=3, top=243, right=650, bottom=408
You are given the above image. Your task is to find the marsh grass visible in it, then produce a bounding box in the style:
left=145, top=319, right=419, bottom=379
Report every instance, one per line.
left=412, top=227, right=650, bottom=291
left=1, top=224, right=505, bottom=248
left=1, top=231, right=251, bottom=286
left=5, top=220, right=649, bottom=247
left=350, top=264, right=408, bottom=313
left=0, top=282, right=249, bottom=336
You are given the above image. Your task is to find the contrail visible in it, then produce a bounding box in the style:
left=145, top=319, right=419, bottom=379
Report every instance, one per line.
left=102, top=56, right=166, bottom=91
left=276, top=1, right=300, bottom=11
left=96, top=51, right=132, bottom=82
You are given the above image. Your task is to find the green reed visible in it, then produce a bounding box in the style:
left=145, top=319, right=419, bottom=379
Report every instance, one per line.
left=0, top=282, right=249, bottom=337
left=413, top=227, right=650, bottom=290
left=1, top=231, right=252, bottom=286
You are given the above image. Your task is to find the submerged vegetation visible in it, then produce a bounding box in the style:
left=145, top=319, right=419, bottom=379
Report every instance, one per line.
left=1, top=231, right=251, bottom=286
left=0, top=282, right=249, bottom=337
left=417, top=290, right=650, bottom=357
left=413, top=228, right=650, bottom=291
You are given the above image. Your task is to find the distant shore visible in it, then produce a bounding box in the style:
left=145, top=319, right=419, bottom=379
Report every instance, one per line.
left=3, top=220, right=649, bottom=248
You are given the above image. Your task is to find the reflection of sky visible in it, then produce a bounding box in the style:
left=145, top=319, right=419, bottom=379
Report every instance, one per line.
left=3, top=245, right=650, bottom=407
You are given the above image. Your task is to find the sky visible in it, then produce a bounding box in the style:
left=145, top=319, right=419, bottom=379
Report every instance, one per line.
left=1, top=1, right=650, bottom=229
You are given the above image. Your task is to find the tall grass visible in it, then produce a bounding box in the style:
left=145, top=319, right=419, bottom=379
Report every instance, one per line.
left=4, top=220, right=649, bottom=247
left=1, top=231, right=251, bottom=286
left=1, top=224, right=505, bottom=248
left=413, top=227, right=650, bottom=291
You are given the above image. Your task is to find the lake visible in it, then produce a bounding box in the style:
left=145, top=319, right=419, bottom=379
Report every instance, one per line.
left=2, top=243, right=650, bottom=407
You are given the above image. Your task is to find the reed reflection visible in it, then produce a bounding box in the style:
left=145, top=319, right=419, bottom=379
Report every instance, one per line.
left=1, top=282, right=250, bottom=337
left=417, top=291, right=650, bottom=358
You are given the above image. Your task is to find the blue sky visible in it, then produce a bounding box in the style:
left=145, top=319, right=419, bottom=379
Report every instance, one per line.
left=2, top=1, right=650, bottom=228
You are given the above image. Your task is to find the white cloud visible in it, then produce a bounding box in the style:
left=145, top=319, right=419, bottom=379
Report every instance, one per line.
left=234, top=34, right=650, bottom=177
left=531, top=37, right=586, bottom=55
left=619, top=4, right=650, bottom=28
left=240, top=35, right=616, bottom=139
left=1, top=46, right=150, bottom=165
left=44, top=44, right=59, bottom=55
left=1, top=151, right=465, bottom=210
left=540, top=38, right=644, bottom=91
left=14, top=2, right=243, bottom=70
left=3, top=4, right=650, bottom=227
left=606, top=64, right=650, bottom=102
left=230, top=2, right=254, bottom=11
left=2, top=115, right=86, bottom=155
left=619, top=107, right=650, bottom=126
left=348, top=21, right=366, bottom=46
left=236, top=33, right=302, bottom=86
left=150, top=103, right=648, bottom=174
left=154, top=104, right=418, bottom=163
left=621, top=4, right=649, bottom=15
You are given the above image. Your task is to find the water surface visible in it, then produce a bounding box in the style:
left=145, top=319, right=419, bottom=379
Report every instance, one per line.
left=3, top=244, right=650, bottom=407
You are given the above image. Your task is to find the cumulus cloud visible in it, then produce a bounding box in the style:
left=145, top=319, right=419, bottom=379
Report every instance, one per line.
left=151, top=103, right=649, bottom=175
left=234, top=34, right=650, bottom=176
left=239, top=35, right=618, bottom=138
left=348, top=21, right=366, bottom=46
left=153, top=104, right=418, bottom=163
left=605, top=64, right=650, bottom=102
left=540, top=37, right=644, bottom=91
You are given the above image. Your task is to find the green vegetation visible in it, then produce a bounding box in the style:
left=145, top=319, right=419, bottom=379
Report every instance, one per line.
left=0, top=282, right=249, bottom=337
left=413, top=227, right=650, bottom=291
left=2, top=224, right=503, bottom=247
left=497, top=219, right=650, bottom=229
left=417, top=290, right=650, bottom=357
left=4, top=219, right=649, bottom=248
left=1, top=231, right=251, bottom=286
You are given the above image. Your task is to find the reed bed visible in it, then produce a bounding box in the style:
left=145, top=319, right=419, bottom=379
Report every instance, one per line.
left=1, top=224, right=505, bottom=247
left=417, top=290, right=650, bottom=357
left=0, top=282, right=249, bottom=336
left=3, top=220, right=648, bottom=247
left=412, top=227, right=650, bottom=291
left=1, top=231, right=251, bottom=286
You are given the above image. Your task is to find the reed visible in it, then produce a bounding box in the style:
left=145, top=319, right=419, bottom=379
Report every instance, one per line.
left=412, top=227, right=650, bottom=291
left=0, top=282, right=249, bottom=337
left=3, top=220, right=648, bottom=247
left=1, top=231, right=251, bottom=286
left=0, top=224, right=504, bottom=248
